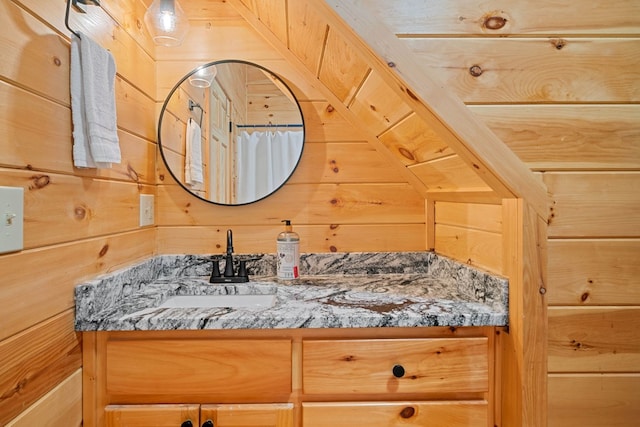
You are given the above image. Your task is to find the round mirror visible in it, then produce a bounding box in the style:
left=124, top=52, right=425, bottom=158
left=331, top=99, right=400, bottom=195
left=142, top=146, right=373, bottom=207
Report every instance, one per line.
left=158, top=60, right=305, bottom=205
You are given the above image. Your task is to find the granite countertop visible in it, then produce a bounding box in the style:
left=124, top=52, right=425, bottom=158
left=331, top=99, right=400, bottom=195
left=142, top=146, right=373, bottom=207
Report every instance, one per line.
left=74, top=252, right=508, bottom=331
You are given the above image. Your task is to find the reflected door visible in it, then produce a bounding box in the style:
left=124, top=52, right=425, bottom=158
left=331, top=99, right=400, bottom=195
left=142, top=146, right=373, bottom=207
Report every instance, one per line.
left=209, top=80, right=231, bottom=203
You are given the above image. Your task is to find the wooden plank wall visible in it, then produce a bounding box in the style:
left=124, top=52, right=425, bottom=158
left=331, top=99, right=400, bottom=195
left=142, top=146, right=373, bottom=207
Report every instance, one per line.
left=153, top=3, right=426, bottom=255
left=0, top=0, right=156, bottom=424
left=369, top=0, right=640, bottom=425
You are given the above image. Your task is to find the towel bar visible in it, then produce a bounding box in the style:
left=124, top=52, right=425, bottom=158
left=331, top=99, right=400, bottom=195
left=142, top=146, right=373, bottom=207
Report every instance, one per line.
left=65, top=0, right=101, bottom=39
left=188, top=100, right=204, bottom=127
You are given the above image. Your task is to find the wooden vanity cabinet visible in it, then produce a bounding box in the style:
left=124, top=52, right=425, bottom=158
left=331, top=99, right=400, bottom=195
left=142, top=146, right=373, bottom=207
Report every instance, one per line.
left=83, top=327, right=496, bottom=427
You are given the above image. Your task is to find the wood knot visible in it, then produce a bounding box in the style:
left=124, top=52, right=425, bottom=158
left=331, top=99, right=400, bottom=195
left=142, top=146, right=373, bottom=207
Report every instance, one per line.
left=329, top=160, right=339, bottom=173
left=326, top=105, right=335, bottom=113
left=99, top=244, right=109, bottom=258
left=580, top=292, right=590, bottom=302
left=53, top=56, right=62, bottom=66
left=469, top=65, right=483, bottom=77
left=30, top=174, right=51, bottom=189
left=551, top=38, right=567, bottom=50
left=398, top=147, right=415, bottom=161
left=74, top=205, right=87, bottom=220
left=329, top=224, right=339, bottom=230
left=330, top=198, right=338, bottom=205
left=483, top=15, right=507, bottom=30
left=329, top=245, right=337, bottom=252
left=399, top=407, right=415, bottom=418
left=342, top=355, right=356, bottom=362
left=369, top=104, right=377, bottom=112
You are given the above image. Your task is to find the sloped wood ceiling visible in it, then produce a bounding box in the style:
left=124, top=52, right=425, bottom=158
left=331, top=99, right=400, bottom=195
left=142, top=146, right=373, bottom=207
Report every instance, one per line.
left=222, top=0, right=549, bottom=216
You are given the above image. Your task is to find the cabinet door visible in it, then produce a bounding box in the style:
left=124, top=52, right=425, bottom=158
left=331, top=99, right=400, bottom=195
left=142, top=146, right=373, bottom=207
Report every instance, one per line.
left=303, top=401, right=487, bottom=427
left=105, top=404, right=199, bottom=427
left=201, top=403, right=294, bottom=427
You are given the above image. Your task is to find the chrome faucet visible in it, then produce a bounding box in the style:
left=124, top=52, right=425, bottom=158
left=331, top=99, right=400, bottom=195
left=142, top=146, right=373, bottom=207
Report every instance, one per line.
left=210, top=229, right=249, bottom=283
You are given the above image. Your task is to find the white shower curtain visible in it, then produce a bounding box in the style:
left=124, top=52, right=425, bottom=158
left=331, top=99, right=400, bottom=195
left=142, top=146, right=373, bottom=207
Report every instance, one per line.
left=236, top=130, right=304, bottom=204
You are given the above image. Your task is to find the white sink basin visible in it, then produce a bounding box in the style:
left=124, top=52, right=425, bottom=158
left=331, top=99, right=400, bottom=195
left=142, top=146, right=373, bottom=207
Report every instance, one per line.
left=159, top=294, right=276, bottom=309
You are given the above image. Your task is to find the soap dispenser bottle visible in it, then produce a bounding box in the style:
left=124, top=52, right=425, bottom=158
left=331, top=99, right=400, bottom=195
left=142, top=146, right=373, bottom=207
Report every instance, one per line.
left=277, top=220, right=300, bottom=279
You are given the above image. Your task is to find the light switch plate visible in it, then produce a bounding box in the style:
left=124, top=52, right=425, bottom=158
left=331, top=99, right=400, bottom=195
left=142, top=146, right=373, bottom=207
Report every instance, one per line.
left=0, top=186, right=24, bottom=254
left=139, top=194, right=154, bottom=227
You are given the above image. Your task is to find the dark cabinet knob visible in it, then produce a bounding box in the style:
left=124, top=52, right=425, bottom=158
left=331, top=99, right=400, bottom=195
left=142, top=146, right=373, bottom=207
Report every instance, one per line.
left=202, top=421, right=214, bottom=427
left=181, top=421, right=193, bottom=427
left=392, top=364, right=405, bottom=378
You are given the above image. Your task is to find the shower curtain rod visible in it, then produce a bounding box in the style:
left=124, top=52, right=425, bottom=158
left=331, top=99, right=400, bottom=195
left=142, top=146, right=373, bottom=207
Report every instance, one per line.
left=236, top=123, right=303, bottom=128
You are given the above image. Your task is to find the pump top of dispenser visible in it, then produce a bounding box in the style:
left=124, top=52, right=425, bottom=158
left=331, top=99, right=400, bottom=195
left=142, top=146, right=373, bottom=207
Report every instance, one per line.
left=278, top=220, right=299, bottom=241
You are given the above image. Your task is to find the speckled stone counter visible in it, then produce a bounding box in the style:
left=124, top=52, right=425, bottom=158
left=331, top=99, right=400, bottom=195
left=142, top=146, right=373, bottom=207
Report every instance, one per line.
left=74, top=252, right=508, bottom=331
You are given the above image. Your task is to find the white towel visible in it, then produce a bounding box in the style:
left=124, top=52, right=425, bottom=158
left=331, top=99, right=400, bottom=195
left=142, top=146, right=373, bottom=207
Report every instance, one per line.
left=185, top=118, right=204, bottom=185
left=70, top=33, right=121, bottom=168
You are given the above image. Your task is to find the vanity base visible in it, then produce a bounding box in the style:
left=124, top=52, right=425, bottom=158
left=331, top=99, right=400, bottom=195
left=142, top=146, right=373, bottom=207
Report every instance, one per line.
left=83, top=326, right=499, bottom=427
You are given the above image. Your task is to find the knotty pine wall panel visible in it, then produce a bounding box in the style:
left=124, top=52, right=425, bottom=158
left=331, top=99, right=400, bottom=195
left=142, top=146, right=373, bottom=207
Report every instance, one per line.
left=369, top=1, right=640, bottom=424
left=0, top=311, right=81, bottom=426
left=157, top=223, right=425, bottom=255
left=157, top=183, right=423, bottom=227
left=548, top=375, right=640, bottom=427
left=154, top=18, right=282, bottom=63
left=547, top=239, right=640, bottom=306
left=543, top=172, right=640, bottom=238
left=548, top=307, right=640, bottom=373
left=472, top=105, right=640, bottom=171
left=5, top=369, right=82, bottom=427
left=0, top=0, right=157, bottom=423
left=434, top=202, right=503, bottom=274
left=368, top=0, right=640, bottom=36
left=404, top=38, right=639, bottom=104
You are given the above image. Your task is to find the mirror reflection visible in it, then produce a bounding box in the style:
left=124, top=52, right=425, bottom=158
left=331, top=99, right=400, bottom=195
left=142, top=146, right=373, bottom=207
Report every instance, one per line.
left=158, top=60, right=305, bottom=205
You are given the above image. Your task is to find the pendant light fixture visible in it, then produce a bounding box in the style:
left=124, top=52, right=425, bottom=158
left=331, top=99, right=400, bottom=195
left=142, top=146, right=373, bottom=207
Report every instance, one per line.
left=144, top=0, right=189, bottom=47
left=189, top=65, right=218, bottom=88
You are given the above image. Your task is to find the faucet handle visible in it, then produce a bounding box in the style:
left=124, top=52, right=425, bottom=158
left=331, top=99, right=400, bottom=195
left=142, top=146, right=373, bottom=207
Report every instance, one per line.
left=209, top=259, right=221, bottom=283
left=238, top=260, right=247, bottom=278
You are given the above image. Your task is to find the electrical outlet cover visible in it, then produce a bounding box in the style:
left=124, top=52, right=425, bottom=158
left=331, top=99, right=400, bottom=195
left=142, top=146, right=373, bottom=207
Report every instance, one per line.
left=0, top=186, right=24, bottom=254
left=139, top=194, right=155, bottom=227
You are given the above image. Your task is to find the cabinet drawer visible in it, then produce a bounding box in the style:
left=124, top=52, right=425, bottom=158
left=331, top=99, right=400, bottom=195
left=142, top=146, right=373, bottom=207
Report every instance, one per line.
left=105, top=339, right=291, bottom=398
left=302, top=338, right=488, bottom=394
left=303, top=401, right=488, bottom=427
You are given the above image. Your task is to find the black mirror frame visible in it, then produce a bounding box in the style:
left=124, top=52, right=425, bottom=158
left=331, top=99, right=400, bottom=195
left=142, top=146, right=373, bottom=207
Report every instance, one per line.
left=157, top=59, right=305, bottom=206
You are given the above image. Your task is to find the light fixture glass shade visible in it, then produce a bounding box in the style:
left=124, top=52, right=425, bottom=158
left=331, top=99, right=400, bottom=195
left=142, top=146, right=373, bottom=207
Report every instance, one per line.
left=144, top=0, right=189, bottom=47
left=189, top=65, right=218, bottom=88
